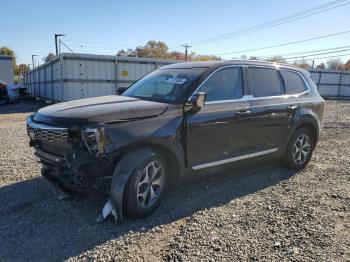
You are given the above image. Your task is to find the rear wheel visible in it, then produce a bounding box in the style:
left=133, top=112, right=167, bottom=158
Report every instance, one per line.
left=283, top=127, right=314, bottom=170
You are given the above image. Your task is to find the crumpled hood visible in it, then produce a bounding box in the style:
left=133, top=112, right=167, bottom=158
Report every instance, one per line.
left=34, top=95, right=169, bottom=127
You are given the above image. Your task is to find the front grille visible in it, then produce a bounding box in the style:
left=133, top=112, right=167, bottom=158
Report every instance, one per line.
left=27, top=126, right=68, bottom=141
left=27, top=116, right=69, bottom=142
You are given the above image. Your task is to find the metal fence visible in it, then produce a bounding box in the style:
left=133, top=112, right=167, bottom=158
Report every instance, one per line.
left=23, top=56, right=350, bottom=102
left=23, top=53, right=182, bottom=102
left=309, top=69, right=350, bottom=99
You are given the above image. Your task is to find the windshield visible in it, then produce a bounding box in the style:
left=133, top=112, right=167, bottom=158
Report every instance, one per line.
left=123, top=68, right=206, bottom=103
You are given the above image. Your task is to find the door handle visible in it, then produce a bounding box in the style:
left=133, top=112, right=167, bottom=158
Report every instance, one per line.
left=287, top=105, right=298, bottom=111
left=236, top=110, right=251, bottom=115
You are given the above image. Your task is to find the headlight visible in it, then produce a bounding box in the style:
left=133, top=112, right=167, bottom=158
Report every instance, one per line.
left=82, top=126, right=105, bottom=156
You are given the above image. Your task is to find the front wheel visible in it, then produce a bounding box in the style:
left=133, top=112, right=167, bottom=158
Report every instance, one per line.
left=283, top=127, right=314, bottom=170
left=115, top=149, right=168, bottom=218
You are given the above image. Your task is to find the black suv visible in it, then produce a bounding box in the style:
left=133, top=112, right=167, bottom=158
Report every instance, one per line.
left=27, top=60, right=325, bottom=220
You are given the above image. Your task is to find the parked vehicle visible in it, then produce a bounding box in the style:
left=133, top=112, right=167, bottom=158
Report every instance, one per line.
left=26, top=60, right=325, bottom=220
left=0, top=80, right=9, bottom=104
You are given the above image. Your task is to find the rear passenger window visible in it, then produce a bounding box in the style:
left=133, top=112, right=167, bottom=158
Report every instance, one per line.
left=199, top=67, right=243, bottom=102
left=280, top=70, right=307, bottom=94
left=249, top=68, right=284, bottom=97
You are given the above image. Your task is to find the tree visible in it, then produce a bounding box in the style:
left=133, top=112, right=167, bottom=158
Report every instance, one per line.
left=344, top=59, right=350, bottom=71
left=136, top=41, right=169, bottom=59
left=43, top=53, right=56, bottom=63
left=249, top=56, right=259, bottom=60
left=16, top=64, right=30, bottom=75
left=0, top=46, right=15, bottom=57
left=316, top=63, right=326, bottom=69
left=297, top=63, right=311, bottom=69
left=167, top=51, right=185, bottom=60
left=326, top=58, right=344, bottom=70
left=117, top=40, right=222, bottom=61
left=117, top=48, right=137, bottom=57
left=266, top=56, right=286, bottom=63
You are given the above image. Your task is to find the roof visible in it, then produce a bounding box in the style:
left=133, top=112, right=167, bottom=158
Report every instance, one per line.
left=162, top=59, right=308, bottom=74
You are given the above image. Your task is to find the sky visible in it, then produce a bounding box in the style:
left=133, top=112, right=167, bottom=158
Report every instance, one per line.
left=1, top=0, right=350, bottom=66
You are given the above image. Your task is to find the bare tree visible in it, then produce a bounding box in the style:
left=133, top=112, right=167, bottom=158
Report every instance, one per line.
left=326, top=58, right=344, bottom=70
left=316, top=63, right=326, bottom=69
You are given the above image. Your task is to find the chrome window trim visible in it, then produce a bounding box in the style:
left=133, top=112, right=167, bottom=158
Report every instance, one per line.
left=248, top=66, right=311, bottom=101
left=189, top=65, right=244, bottom=104
left=189, top=65, right=312, bottom=105
left=192, top=148, right=278, bottom=170
left=205, top=95, right=251, bottom=105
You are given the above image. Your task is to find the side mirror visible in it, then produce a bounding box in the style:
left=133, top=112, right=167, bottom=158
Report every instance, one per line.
left=189, top=92, right=207, bottom=109
left=116, top=87, right=127, bottom=95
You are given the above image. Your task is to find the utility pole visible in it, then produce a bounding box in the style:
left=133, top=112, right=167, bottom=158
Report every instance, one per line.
left=182, top=44, right=191, bottom=60
left=312, top=60, right=315, bottom=69
left=31, top=55, right=37, bottom=69
left=55, top=34, right=66, bottom=56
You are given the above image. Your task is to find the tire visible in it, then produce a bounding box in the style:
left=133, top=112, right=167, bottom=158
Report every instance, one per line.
left=116, top=149, right=168, bottom=218
left=283, top=127, right=315, bottom=170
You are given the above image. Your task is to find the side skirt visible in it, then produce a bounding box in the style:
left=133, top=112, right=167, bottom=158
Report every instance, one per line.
left=192, top=148, right=278, bottom=170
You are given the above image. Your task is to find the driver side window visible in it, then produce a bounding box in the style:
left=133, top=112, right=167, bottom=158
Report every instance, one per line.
left=198, top=67, right=243, bottom=102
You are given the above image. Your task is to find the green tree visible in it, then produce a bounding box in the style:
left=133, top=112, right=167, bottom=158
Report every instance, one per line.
left=0, top=46, right=15, bottom=57
left=15, top=64, right=30, bottom=75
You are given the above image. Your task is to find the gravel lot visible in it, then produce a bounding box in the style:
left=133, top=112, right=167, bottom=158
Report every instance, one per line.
left=0, top=99, right=349, bottom=262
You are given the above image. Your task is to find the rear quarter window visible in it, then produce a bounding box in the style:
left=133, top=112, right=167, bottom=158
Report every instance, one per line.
left=280, top=70, right=307, bottom=95
left=248, top=68, right=284, bottom=97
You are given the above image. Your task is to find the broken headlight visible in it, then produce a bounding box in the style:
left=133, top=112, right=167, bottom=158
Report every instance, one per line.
left=82, top=126, right=105, bottom=157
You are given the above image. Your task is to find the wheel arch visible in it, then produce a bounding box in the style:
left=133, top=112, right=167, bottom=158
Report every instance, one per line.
left=281, top=112, right=320, bottom=154
left=109, top=138, right=186, bottom=185
left=109, top=139, right=185, bottom=221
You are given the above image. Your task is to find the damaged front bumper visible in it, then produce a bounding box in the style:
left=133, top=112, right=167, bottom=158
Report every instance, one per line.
left=36, top=147, right=114, bottom=194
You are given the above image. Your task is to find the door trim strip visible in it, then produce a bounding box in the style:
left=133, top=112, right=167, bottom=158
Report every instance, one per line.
left=192, top=148, right=278, bottom=170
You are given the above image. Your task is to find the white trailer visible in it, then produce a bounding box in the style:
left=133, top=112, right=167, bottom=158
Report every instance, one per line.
left=23, top=53, right=182, bottom=102
left=0, top=55, right=14, bottom=85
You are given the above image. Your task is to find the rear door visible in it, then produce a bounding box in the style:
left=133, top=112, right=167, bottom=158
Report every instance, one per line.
left=186, top=66, right=253, bottom=169
left=247, top=67, right=296, bottom=151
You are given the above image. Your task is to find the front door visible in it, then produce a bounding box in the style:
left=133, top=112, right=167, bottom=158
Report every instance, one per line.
left=186, top=66, right=253, bottom=169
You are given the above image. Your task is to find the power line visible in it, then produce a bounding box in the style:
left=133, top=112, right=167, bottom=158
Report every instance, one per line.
left=286, top=52, right=350, bottom=62
left=214, top=30, right=350, bottom=56
left=259, top=45, right=350, bottom=59
left=59, top=40, right=75, bottom=54
left=171, top=0, right=350, bottom=49
left=276, top=47, right=350, bottom=60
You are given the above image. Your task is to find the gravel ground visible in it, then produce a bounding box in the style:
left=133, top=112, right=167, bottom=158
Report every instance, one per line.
left=0, top=99, right=349, bottom=262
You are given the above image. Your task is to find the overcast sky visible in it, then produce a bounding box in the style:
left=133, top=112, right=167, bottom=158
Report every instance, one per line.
left=2, top=0, right=350, bottom=65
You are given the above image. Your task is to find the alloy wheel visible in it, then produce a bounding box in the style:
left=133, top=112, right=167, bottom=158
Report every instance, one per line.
left=136, top=161, right=165, bottom=209
left=293, top=134, right=311, bottom=165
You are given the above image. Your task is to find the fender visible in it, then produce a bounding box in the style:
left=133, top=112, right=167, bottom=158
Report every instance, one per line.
left=110, top=147, right=155, bottom=222
left=281, top=108, right=320, bottom=153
